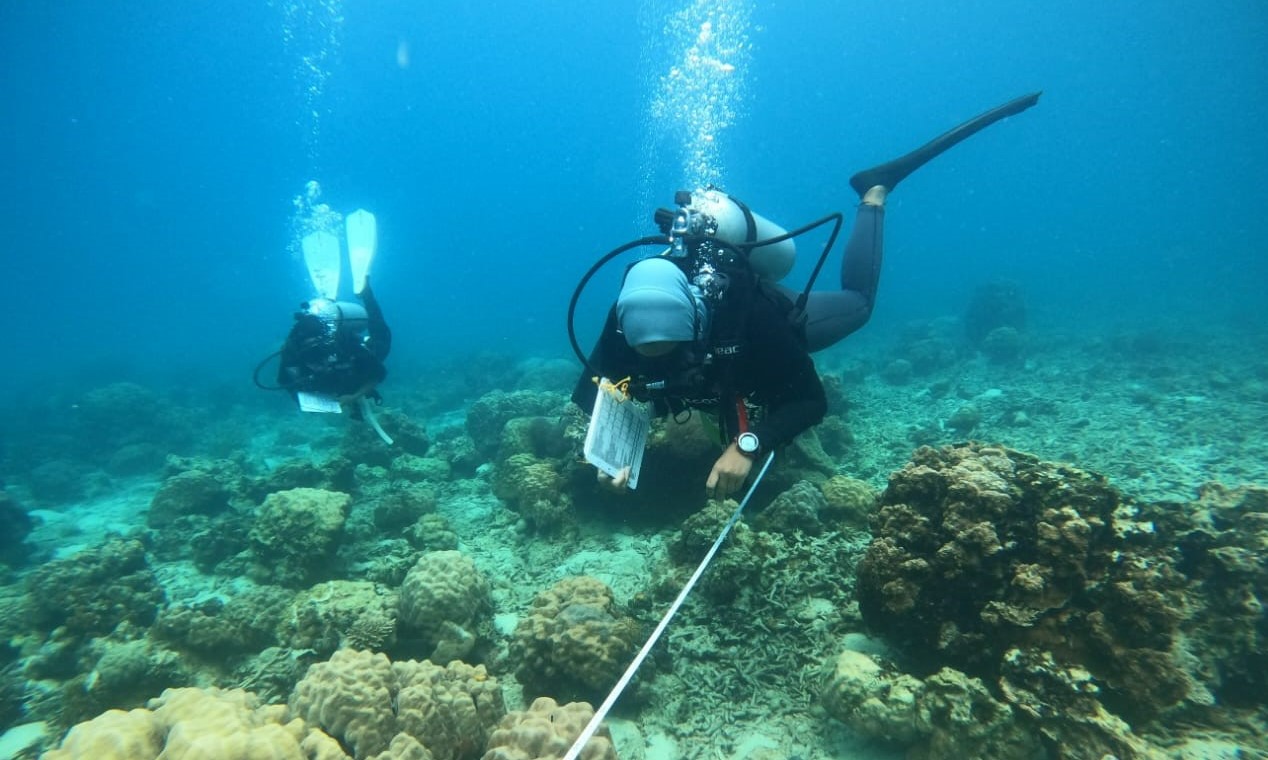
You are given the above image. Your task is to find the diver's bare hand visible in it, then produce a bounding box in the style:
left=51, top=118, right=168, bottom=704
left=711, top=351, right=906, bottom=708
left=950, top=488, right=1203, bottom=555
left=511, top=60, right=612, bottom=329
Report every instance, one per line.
left=597, top=466, right=631, bottom=493
left=706, top=443, right=753, bottom=499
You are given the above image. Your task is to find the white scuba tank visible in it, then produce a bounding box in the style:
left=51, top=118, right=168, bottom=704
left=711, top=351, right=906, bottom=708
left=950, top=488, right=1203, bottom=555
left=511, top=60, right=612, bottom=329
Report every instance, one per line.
left=306, top=299, right=369, bottom=336
left=689, top=188, right=796, bottom=282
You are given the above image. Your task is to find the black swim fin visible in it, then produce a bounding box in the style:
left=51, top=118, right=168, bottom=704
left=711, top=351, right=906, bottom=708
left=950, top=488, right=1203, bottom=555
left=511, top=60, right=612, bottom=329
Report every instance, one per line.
left=849, top=91, right=1042, bottom=197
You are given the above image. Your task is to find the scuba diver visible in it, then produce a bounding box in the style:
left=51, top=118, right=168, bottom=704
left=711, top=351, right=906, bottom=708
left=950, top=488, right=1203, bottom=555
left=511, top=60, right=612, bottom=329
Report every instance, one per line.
left=570, top=92, right=1041, bottom=498
left=275, top=283, right=391, bottom=408
left=255, top=208, right=396, bottom=443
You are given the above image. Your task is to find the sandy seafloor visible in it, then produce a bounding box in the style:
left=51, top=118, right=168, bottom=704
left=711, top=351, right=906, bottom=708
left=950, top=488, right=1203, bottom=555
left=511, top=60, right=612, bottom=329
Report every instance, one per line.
left=3, top=317, right=1267, bottom=760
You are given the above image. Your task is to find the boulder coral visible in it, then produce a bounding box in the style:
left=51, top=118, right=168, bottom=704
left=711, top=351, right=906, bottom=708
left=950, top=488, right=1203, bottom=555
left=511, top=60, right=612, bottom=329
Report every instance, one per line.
left=278, top=580, right=400, bottom=656
left=289, top=648, right=504, bottom=760
left=819, top=474, right=877, bottom=527
left=857, top=443, right=1189, bottom=724
left=511, top=576, right=641, bottom=703
left=492, top=453, right=572, bottom=531
left=466, top=390, right=565, bottom=458
left=146, top=469, right=230, bottom=528
left=398, top=551, right=493, bottom=663
left=25, top=537, right=164, bottom=641
left=482, top=697, right=617, bottom=760
left=43, top=685, right=351, bottom=760
left=821, top=649, right=1041, bottom=759
left=249, top=487, right=352, bottom=588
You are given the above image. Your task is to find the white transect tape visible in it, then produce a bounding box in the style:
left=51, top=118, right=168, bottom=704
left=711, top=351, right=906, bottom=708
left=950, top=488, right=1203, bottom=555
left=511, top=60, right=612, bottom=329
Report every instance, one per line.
left=561, top=451, right=777, bottom=760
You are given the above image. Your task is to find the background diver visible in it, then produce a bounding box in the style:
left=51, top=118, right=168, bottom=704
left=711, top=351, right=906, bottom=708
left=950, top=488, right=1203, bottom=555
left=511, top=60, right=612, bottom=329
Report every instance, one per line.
left=254, top=208, right=396, bottom=443
left=571, top=92, right=1041, bottom=498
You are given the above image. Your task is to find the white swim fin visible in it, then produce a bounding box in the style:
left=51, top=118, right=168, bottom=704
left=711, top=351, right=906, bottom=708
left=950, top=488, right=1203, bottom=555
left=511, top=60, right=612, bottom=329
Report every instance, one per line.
left=302, top=230, right=341, bottom=300
left=346, top=209, right=377, bottom=295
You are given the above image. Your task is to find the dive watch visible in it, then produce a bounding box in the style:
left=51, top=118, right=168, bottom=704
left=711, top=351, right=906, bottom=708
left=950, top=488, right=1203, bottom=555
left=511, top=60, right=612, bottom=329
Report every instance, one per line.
left=736, top=432, right=761, bottom=457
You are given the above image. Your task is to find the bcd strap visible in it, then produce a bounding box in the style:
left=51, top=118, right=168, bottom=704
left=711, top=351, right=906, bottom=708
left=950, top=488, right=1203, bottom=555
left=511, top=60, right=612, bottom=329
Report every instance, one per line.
left=728, top=194, right=759, bottom=245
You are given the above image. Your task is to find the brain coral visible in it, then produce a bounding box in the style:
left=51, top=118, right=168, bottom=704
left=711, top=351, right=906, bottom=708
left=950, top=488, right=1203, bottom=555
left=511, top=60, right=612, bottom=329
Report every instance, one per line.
left=393, top=659, right=506, bottom=760
left=289, top=648, right=505, bottom=760
left=856, top=443, right=1189, bottom=723
left=481, top=697, right=616, bottom=760
left=398, top=551, right=493, bottom=663
left=511, top=576, right=641, bottom=703
left=249, top=487, right=351, bottom=587
left=44, top=686, right=350, bottom=760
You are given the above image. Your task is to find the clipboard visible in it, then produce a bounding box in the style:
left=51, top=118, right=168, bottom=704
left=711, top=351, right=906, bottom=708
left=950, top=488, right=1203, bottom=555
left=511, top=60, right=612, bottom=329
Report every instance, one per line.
left=583, top=379, right=650, bottom=489
left=298, top=392, right=342, bottom=414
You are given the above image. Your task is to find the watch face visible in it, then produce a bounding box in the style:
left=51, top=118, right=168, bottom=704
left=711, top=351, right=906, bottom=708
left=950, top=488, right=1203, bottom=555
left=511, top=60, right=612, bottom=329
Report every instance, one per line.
left=738, top=432, right=759, bottom=453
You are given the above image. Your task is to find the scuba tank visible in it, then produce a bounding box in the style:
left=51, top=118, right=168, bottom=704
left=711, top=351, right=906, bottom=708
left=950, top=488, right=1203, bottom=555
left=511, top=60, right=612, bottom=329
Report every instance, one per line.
left=304, top=299, right=369, bottom=338
left=677, top=188, right=796, bottom=283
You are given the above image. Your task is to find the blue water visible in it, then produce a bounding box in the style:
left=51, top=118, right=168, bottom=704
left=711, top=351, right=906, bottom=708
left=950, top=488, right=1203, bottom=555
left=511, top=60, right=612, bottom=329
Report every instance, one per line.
left=1, top=0, right=1265, bottom=398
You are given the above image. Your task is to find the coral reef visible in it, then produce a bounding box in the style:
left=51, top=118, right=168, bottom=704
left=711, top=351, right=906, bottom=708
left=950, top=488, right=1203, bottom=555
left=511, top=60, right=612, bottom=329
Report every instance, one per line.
left=1142, top=483, right=1268, bottom=708
left=821, top=649, right=1043, bottom=760
left=498, top=416, right=572, bottom=460
left=25, top=537, right=164, bottom=641
left=850, top=442, right=1268, bottom=755
left=369, top=483, right=438, bottom=534
left=398, top=551, right=493, bottom=663
left=154, top=585, right=293, bottom=658
left=0, top=488, right=32, bottom=567
left=511, top=576, right=641, bottom=703
left=289, top=648, right=505, bottom=760
left=278, top=580, right=399, bottom=656
left=391, top=455, right=453, bottom=485
left=43, top=685, right=350, bottom=759
left=857, top=444, right=1188, bottom=719
left=752, top=480, right=825, bottom=535
left=145, top=468, right=230, bottom=528
left=818, top=474, right=877, bottom=527
left=466, top=390, right=566, bottom=458
left=482, top=697, right=617, bottom=760
left=249, top=487, right=352, bottom=587
left=963, top=280, right=1026, bottom=346
left=406, top=513, right=459, bottom=553
left=492, top=454, right=573, bottom=531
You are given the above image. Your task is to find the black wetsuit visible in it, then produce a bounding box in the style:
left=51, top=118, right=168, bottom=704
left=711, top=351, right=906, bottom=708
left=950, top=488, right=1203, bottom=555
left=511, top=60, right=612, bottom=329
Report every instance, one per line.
left=573, top=280, right=827, bottom=451
left=278, top=285, right=392, bottom=401
left=572, top=202, right=884, bottom=450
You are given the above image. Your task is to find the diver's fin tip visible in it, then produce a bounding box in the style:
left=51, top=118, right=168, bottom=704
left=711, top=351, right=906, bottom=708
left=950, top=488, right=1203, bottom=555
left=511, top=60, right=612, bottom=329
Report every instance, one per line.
left=849, top=91, right=1044, bottom=199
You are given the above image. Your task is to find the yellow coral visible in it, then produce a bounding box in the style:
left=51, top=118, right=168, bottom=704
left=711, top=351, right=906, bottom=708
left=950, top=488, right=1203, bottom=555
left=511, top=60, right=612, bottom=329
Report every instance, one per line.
left=43, top=687, right=349, bottom=760
left=482, top=697, right=616, bottom=760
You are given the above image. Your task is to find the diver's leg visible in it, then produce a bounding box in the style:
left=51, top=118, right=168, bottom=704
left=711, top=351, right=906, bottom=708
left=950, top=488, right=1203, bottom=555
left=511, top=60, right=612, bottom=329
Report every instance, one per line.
left=777, top=198, right=885, bottom=352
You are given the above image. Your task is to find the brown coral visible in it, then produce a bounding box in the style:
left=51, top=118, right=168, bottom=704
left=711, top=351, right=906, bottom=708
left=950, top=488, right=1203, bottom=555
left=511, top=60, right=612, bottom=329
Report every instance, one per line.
left=491, top=453, right=573, bottom=530
left=511, top=577, right=641, bottom=703
left=249, top=487, right=352, bottom=588
left=856, top=443, right=1188, bottom=723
